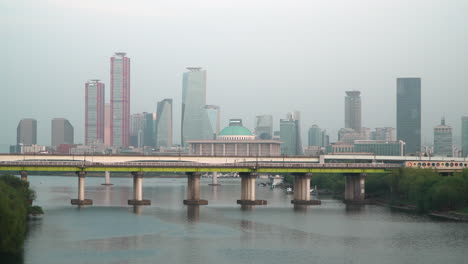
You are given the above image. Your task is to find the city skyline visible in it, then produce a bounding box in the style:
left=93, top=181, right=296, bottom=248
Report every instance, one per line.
left=2, top=1, right=468, bottom=151
left=5, top=74, right=468, bottom=153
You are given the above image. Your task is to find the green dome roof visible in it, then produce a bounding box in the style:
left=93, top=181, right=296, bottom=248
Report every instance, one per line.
left=219, top=125, right=253, bottom=136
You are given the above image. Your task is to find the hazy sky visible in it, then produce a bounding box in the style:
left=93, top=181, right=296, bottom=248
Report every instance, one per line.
left=1, top=0, right=467, bottom=152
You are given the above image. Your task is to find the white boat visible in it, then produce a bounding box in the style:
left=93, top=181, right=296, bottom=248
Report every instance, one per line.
left=286, top=187, right=293, bottom=194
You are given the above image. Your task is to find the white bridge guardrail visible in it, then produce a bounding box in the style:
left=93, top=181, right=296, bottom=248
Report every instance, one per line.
left=0, top=161, right=401, bottom=169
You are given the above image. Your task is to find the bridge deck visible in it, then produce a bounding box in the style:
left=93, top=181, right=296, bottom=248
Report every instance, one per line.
left=0, top=161, right=399, bottom=174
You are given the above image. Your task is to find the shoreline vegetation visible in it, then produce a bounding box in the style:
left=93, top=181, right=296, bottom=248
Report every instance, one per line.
left=0, top=174, right=43, bottom=260
left=283, top=168, right=468, bottom=221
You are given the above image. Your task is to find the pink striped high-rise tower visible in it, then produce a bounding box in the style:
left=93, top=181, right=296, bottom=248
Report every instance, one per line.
left=85, top=80, right=105, bottom=145
left=110, top=52, right=130, bottom=147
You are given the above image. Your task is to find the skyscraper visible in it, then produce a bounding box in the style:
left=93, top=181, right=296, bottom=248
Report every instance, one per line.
left=104, top=103, right=111, bottom=146
left=155, top=99, right=173, bottom=148
left=130, top=113, right=145, bottom=148
left=433, top=118, right=452, bottom=157
left=280, top=111, right=303, bottom=155
left=181, top=67, right=213, bottom=146
left=85, top=80, right=105, bottom=145
left=143, top=112, right=154, bottom=147
left=255, top=115, right=273, bottom=140
left=462, top=116, right=468, bottom=157
left=308, top=125, right=322, bottom=147
left=111, top=52, right=130, bottom=148
left=205, top=105, right=220, bottom=139
left=17, top=118, right=37, bottom=145
left=397, top=78, right=421, bottom=154
left=51, top=118, right=74, bottom=146
left=345, top=90, right=361, bottom=132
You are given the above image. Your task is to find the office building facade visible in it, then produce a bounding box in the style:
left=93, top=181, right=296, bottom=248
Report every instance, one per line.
left=181, top=67, right=212, bottom=146
left=110, top=52, right=130, bottom=147
left=130, top=113, right=145, bottom=148
left=462, top=116, right=468, bottom=157
left=85, top=79, right=105, bottom=145
left=51, top=118, right=74, bottom=147
left=17, top=118, right=37, bottom=145
left=433, top=118, right=452, bottom=157
left=397, top=78, right=421, bottom=154
left=308, top=125, right=322, bottom=147
left=280, top=111, right=303, bottom=155
left=345, top=91, right=361, bottom=132
left=155, top=99, right=173, bottom=148
left=255, top=115, right=273, bottom=139
left=371, top=127, right=396, bottom=141
left=205, top=105, right=220, bottom=139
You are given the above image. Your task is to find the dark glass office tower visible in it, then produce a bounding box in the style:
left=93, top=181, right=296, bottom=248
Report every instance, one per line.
left=397, top=78, right=421, bottom=154
left=345, top=91, right=361, bottom=132
left=462, top=116, right=468, bottom=157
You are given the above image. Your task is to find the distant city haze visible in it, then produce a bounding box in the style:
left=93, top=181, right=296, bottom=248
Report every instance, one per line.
left=1, top=0, right=468, bottom=152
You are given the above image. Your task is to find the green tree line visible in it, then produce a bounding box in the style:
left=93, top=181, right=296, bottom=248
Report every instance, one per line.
left=283, top=169, right=468, bottom=213
left=0, top=174, right=42, bottom=258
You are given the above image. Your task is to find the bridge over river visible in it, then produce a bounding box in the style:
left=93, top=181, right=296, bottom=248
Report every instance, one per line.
left=0, top=159, right=399, bottom=207
left=0, top=153, right=465, bottom=208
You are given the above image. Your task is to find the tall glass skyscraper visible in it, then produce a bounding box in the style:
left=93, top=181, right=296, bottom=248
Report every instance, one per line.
left=255, top=115, right=273, bottom=139
left=397, top=78, right=421, bottom=154
left=280, top=111, right=303, bottom=155
left=433, top=118, right=452, bottom=157
left=51, top=118, right=74, bottom=147
left=308, top=125, right=322, bottom=147
left=17, top=118, right=37, bottom=145
left=345, top=91, right=361, bottom=132
left=85, top=80, right=105, bottom=145
left=155, top=99, right=173, bottom=148
left=111, top=52, right=130, bottom=148
left=130, top=113, right=145, bottom=148
left=181, top=67, right=213, bottom=146
left=205, top=105, right=220, bottom=139
left=461, top=116, right=468, bottom=157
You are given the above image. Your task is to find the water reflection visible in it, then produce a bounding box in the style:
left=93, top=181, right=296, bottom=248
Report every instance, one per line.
left=293, top=204, right=309, bottom=212
left=133, top=205, right=143, bottom=215
left=345, top=204, right=364, bottom=213
left=186, top=205, right=200, bottom=222
left=19, top=177, right=468, bottom=264
left=240, top=205, right=254, bottom=211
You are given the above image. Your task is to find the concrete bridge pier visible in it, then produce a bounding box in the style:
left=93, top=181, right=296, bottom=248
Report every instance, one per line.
left=128, top=172, right=151, bottom=205
left=71, top=171, right=93, bottom=205
left=20, top=171, right=28, bottom=181
left=291, top=173, right=321, bottom=206
left=184, top=172, right=208, bottom=205
left=237, top=172, right=267, bottom=206
left=101, top=171, right=113, bottom=186
left=344, top=173, right=366, bottom=204
left=209, top=172, right=221, bottom=186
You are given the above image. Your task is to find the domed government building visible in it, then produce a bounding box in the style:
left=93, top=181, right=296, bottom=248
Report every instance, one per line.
left=187, top=119, right=282, bottom=156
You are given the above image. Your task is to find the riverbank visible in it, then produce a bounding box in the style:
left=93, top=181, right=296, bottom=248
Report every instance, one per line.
left=370, top=198, right=468, bottom=222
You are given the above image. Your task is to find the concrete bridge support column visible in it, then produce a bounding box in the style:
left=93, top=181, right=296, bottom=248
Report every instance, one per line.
left=20, top=171, right=28, bottom=181
left=237, top=172, right=267, bottom=206
left=344, top=173, right=366, bottom=204
left=184, top=172, right=208, bottom=205
left=128, top=172, right=151, bottom=205
left=71, top=171, right=93, bottom=205
left=101, top=171, right=113, bottom=186
left=291, top=173, right=321, bottom=206
left=209, top=172, right=221, bottom=186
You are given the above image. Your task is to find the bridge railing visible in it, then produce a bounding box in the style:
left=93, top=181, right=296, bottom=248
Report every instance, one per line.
left=0, top=161, right=401, bottom=169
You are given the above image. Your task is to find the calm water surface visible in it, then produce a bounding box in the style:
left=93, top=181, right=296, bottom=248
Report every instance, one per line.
left=22, top=176, right=468, bottom=264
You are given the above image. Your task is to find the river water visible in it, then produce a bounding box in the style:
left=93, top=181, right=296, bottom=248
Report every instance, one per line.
left=21, top=176, right=468, bottom=264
